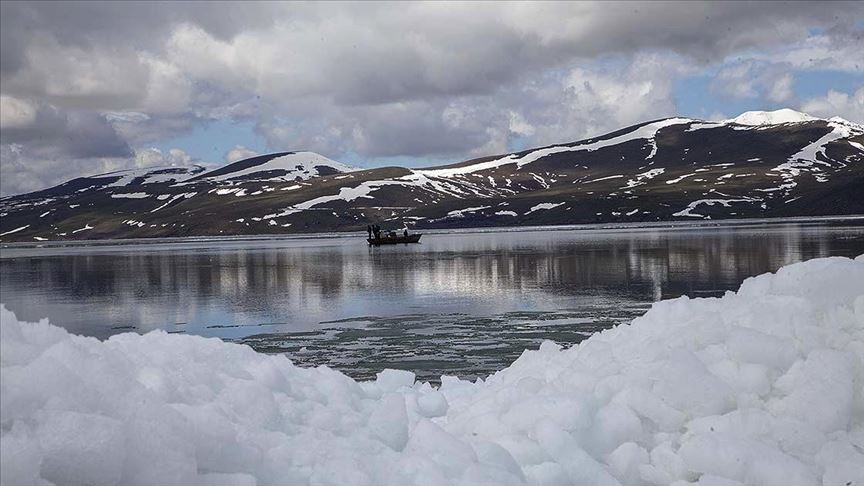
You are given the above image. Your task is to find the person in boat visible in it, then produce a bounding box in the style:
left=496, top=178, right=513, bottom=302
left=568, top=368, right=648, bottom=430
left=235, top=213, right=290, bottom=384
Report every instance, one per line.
left=403, top=228, right=408, bottom=237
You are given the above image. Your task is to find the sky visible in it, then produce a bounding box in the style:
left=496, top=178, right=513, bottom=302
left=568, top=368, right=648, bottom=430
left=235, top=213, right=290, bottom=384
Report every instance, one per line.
left=0, top=1, right=862, bottom=196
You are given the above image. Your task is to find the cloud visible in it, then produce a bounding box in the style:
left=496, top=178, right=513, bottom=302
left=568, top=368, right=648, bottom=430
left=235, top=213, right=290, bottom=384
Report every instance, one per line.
left=800, top=87, right=864, bottom=123
left=0, top=100, right=133, bottom=160
left=1, top=1, right=861, bottom=195
left=257, top=53, right=684, bottom=161
left=516, top=54, right=685, bottom=147
left=0, top=145, right=200, bottom=197
left=3, top=2, right=858, bottom=112
left=0, top=95, right=37, bottom=129
left=767, top=73, right=794, bottom=103
left=135, top=147, right=196, bottom=168
left=711, top=61, right=797, bottom=103
left=225, top=145, right=258, bottom=163
left=759, top=24, right=864, bottom=73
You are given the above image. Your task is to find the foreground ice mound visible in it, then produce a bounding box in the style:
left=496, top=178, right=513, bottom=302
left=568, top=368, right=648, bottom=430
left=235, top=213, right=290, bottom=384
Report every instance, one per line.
left=2, top=256, right=863, bottom=486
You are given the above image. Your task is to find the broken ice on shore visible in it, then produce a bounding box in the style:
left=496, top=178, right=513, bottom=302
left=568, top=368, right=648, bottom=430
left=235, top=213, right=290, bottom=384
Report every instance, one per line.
left=2, top=256, right=863, bottom=486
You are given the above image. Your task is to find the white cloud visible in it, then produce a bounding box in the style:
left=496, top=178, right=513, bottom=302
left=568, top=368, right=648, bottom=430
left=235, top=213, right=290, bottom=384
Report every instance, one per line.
left=760, top=29, right=864, bottom=73
left=800, top=87, right=864, bottom=123
left=135, top=147, right=195, bottom=167
left=0, top=2, right=861, bottom=195
left=0, top=95, right=37, bottom=129
left=0, top=146, right=201, bottom=197
left=522, top=54, right=683, bottom=146
left=711, top=61, right=798, bottom=103
left=768, top=73, right=794, bottom=103
left=225, top=145, right=258, bottom=163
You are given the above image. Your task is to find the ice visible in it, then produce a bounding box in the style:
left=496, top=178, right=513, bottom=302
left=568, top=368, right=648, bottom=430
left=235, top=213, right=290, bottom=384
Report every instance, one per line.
left=369, top=394, right=409, bottom=451
left=607, top=442, right=649, bottom=486
left=375, top=368, right=416, bottom=392
left=416, top=391, right=448, bottom=418
left=2, top=255, right=863, bottom=485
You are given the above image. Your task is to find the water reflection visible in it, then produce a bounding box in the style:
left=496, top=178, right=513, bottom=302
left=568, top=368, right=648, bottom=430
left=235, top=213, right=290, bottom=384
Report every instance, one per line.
left=1, top=222, right=862, bottom=379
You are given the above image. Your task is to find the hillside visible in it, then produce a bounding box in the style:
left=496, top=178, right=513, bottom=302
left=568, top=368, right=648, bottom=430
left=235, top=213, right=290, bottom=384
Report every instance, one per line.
left=1, top=110, right=862, bottom=242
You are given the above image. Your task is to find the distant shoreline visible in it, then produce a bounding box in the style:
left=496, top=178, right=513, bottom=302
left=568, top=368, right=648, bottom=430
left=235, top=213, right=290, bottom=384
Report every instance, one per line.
left=2, top=214, right=863, bottom=253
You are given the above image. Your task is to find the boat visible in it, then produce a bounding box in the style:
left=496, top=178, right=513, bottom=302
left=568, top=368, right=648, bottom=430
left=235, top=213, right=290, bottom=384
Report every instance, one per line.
left=367, top=234, right=422, bottom=246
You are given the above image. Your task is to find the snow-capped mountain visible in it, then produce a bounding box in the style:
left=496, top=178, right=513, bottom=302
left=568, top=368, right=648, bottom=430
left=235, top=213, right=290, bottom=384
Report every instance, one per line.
left=723, top=108, right=819, bottom=125
left=2, top=110, right=862, bottom=241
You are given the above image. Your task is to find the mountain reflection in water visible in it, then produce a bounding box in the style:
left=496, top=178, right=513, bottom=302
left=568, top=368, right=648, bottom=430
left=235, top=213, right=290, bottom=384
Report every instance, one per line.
left=2, top=221, right=862, bottom=381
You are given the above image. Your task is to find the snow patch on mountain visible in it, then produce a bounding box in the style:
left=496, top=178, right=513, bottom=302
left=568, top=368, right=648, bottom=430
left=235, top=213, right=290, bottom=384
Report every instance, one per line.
left=771, top=119, right=864, bottom=185
left=526, top=202, right=565, bottom=214
left=200, top=152, right=356, bottom=183
left=726, top=109, right=817, bottom=126
left=419, top=118, right=693, bottom=178
left=96, top=166, right=204, bottom=188
left=673, top=197, right=762, bottom=218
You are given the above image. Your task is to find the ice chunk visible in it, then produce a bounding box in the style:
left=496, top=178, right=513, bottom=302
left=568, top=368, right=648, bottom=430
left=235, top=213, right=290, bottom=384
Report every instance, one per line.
left=375, top=368, right=415, bottom=392
left=417, top=390, right=448, bottom=418
left=1, top=256, right=862, bottom=485
left=368, top=393, right=409, bottom=451
left=607, top=442, right=649, bottom=486
left=38, top=411, right=125, bottom=486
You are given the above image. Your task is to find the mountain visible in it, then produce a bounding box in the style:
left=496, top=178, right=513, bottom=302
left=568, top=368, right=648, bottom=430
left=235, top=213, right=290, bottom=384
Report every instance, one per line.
left=1, top=110, right=862, bottom=242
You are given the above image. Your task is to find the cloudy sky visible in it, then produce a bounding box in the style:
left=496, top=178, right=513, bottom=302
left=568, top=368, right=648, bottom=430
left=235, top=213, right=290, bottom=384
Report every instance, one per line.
left=1, top=1, right=862, bottom=196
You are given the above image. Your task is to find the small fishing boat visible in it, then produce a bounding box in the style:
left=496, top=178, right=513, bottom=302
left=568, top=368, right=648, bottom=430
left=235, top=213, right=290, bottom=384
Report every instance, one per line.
left=367, top=234, right=422, bottom=246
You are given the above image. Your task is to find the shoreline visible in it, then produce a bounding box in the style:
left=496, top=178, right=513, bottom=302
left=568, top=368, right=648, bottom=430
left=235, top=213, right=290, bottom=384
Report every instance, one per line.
left=2, top=214, right=863, bottom=253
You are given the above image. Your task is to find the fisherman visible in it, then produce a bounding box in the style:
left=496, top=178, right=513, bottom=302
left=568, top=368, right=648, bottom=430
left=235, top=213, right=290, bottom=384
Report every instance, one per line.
left=403, top=228, right=408, bottom=237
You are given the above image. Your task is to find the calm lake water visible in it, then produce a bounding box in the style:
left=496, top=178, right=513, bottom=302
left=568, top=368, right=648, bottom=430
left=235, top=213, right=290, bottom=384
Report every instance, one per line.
left=2, top=220, right=863, bottom=381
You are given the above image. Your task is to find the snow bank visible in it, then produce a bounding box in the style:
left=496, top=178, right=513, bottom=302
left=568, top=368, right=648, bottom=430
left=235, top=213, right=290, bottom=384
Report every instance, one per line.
left=2, top=256, right=863, bottom=486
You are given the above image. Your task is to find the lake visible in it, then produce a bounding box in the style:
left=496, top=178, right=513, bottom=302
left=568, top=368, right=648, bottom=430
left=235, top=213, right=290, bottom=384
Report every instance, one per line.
left=2, top=219, right=863, bottom=382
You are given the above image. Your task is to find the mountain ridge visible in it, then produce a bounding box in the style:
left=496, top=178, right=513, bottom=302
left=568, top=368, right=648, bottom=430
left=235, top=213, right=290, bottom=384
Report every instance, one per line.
left=2, top=109, right=862, bottom=242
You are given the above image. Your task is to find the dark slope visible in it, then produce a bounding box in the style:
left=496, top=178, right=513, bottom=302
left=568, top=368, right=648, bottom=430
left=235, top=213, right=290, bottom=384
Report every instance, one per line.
left=1, top=112, right=861, bottom=242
